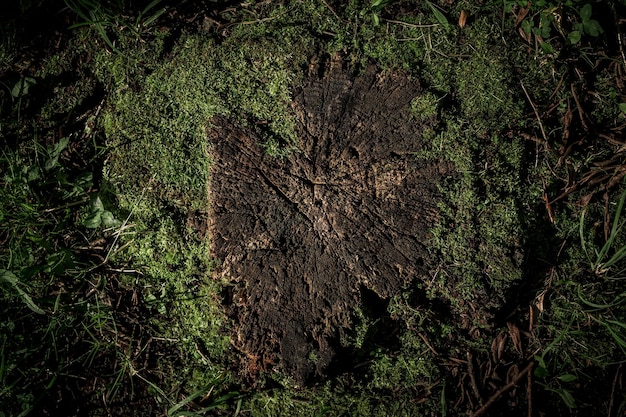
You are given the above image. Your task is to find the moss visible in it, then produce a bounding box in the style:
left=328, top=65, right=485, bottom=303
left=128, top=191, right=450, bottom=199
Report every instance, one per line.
left=242, top=382, right=442, bottom=417
left=368, top=345, right=439, bottom=390
left=410, top=92, right=440, bottom=120
left=95, top=4, right=322, bottom=401
left=102, top=26, right=315, bottom=207
left=108, top=207, right=231, bottom=388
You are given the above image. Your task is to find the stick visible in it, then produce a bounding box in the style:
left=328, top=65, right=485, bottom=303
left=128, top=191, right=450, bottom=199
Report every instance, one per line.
left=383, top=18, right=439, bottom=28
left=470, top=362, right=534, bottom=417
left=608, top=364, right=622, bottom=417
left=520, top=80, right=548, bottom=144
left=467, top=352, right=483, bottom=406
left=570, top=83, right=589, bottom=131
left=419, top=332, right=439, bottom=356
left=321, top=0, right=341, bottom=21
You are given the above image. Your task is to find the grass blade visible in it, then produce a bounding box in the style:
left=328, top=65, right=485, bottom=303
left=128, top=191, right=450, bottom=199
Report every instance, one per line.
left=597, top=187, right=626, bottom=265
left=0, top=270, right=45, bottom=314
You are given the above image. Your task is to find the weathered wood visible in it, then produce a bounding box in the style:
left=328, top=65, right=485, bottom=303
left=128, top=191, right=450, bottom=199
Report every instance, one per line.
left=208, top=58, right=449, bottom=385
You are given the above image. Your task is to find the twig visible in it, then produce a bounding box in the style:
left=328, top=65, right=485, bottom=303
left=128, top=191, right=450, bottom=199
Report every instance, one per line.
left=619, top=32, right=626, bottom=71
left=519, top=132, right=548, bottom=146
left=321, top=0, right=341, bottom=21
left=383, top=18, right=439, bottom=28
left=470, top=362, right=534, bottom=417
left=548, top=71, right=567, bottom=102
left=107, top=268, right=144, bottom=275
left=467, top=352, right=483, bottom=406
left=570, top=83, right=589, bottom=131
left=520, top=79, right=548, bottom=144
left=608, top=364, right=622, bottom=417
left=419, top=332, right=439, bottom=356
left=235, top=8, right=289, bottom=26
left=239, top=15, right=280, bottom=25
left=611, top=0, right=626, bottom=71
left=43, top=198, right=88, bottom=213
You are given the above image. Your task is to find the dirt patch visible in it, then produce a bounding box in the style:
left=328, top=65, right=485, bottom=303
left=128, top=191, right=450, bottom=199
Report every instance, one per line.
left=208, top=57, right=451, bottom=385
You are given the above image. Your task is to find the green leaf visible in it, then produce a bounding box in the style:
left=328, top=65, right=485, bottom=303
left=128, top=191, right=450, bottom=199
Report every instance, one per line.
left=583, top=19, right=603, bottom=36
left=140, top=0, right=164, bottom=15
left=101, top=211, right=122, bottom=228
left=426, top=1, right=449, bottom=29
left=83, top=211, right=102, bottom=229
left=558, top=374, right=577, bottom=382
left=557, top=388, right=577, bottom=408
left=619, top=103, right=626, bottom=113
left=604, top=322, right=626, bottom=348
left=540, top=41, right=555, bottom=54
left=89, top=194, right=105, bottom=213
left=370, top=0, right=394, bottom=12
left=372, top=13, right=380, bottom=26
left=11, top=77, right=36, bottom=98
left=534, top=365, right=550, bottom=378
left=26, top=166, right=41, bottom=182
left=568, top=30, right=582, bottom=44
left=579, top=4, right=592, bottom=22
left=45, top=137, right=70, bottom=171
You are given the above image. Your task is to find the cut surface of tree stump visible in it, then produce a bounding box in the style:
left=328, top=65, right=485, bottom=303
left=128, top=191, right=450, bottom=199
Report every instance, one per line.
left=208, top=58, right=450, bottom=384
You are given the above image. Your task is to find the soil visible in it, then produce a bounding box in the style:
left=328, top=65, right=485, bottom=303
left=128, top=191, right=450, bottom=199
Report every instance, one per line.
left=208, top=56, right=452, bottom=385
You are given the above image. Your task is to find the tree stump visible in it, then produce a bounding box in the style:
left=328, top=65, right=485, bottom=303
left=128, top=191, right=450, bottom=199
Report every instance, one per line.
left=208, top=57, right=450, bottom=385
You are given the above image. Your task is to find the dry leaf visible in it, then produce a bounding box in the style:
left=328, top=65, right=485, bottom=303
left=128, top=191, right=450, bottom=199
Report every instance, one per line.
left=507, top=322, right=523, bottom=356
left=507, top=364, right=520, bottom=383
left=515, top=6, right=530, bottom=27
left=535, top=289, right=546, bottom=314
left=459, top=10, right=467, bottom=28
left=491, top=331, right=507, bottom=363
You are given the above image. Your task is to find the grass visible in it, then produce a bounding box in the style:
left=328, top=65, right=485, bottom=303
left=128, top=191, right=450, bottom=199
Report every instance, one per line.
left=1, top=0, right=626, bottom=415
left=581, top=186, right=626, bottom=276
left=64, top=0, right=167, bottom=54
left=0, top=139, right=111, bottom=415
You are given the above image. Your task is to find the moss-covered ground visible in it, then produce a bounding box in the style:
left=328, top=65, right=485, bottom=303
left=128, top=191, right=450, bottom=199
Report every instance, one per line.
left=1, top=0, right=626, bottom=416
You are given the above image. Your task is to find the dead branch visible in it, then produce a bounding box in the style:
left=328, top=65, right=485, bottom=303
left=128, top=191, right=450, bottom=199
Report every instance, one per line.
left=470, top=362, right=534, bottom=417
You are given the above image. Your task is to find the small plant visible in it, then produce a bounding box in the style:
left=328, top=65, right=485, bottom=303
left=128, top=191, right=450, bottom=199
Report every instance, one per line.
left=361, top=0, right=396, bottom=26
left=64, top=0, right=166, bottom=53
left=361, top=0, right=448, bottom=28
left=508, top=0, right=605, bottom=53
left=533, top=318, right=578, bottom=409
left=567, top=3, right=604, bottom=44
left=83, top=193, right=122, bottom=229
left=0, top=270, right=45, bottom=314
left=580, top=186, right=626, bottom=277
left=166, top=377, right=240, bottom=417
left=0, top=135, right=125, bottom=414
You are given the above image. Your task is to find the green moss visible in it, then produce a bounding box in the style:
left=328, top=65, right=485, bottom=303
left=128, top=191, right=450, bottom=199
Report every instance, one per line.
left=242, top=382, right=442, bottom=417
left=109, top=208, right=230, bottom=387
left=95, top=6, right=322, bottom=401
left=102, top=27, right=315, bottom=207
left=368, top=343, right=439, bottom=390
left=410, top=92, right=440, bottom=120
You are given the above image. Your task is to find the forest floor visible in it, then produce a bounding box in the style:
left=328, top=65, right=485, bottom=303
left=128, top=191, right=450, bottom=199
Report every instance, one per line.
left=1, top=1, right=626, bottom=416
